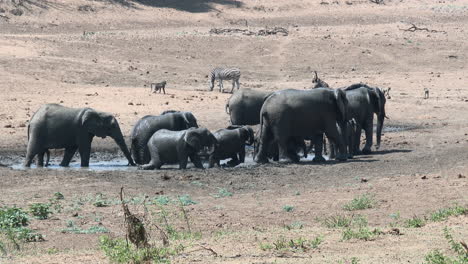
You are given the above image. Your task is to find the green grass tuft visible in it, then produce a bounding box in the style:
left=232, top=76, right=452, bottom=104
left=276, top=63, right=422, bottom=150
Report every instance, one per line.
left=282, top=205, right=295, bottom=212
left=405, top=216, right=426, bottom=228
left=343, top=194, right=376, bottom=211
left=429, top=205, right=467, bottom=222
left=342, top=227, right=382, bottom=241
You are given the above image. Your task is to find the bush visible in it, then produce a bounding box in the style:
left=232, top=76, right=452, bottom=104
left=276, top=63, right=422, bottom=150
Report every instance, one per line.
left=99, top=236, right=182, bottom=264
left=0, top=207, right=29, bottom=228
left=29, top=203, right=52, bottom=220
left=342, top=227, right=382, bottom=241
left=343, top=194, right=376, bottom=211
left=405, top=216, right=425, bottom=228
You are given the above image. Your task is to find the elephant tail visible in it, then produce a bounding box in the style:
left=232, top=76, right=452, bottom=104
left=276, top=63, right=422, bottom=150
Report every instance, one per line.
left=334, top=88, right=347, bottom=122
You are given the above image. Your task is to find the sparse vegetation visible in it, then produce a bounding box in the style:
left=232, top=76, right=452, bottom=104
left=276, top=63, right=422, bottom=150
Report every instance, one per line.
left=322, top=214, right=368, bottom=229
left=343, top=194, right=376, bottom=211
left=177, top=195, right=198, bottom=206
left=93, top=193, right=111, bottom=207
left=99, top=235, right=183, bottom=264
left=60, top=221, right=109, bottom=234
left=429, top=205, right=467, bottom=222
left=53, top=192, right=65, bottom=200
left=153, top=195, right=171, bottom=206
left=284, top=221, right=304, bottom=230
left=282, top=205, right=295, bottom=212
left=424, top=227, right=468, bottom=264
left=405, top=216, right=426, bottom=228
left=261, top=235, right=324, bottom=252
left=342, top=227, right=382, bottom=241
left=212, top=188, right=233, bottom=198
left=29, top=203, right=52, bottom=220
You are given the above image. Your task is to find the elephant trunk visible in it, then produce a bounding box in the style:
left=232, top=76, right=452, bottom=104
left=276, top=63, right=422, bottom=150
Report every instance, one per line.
left=376, top=112, right=385, bottom=150
left=111, top=127, right=136, bottom=166
left=207, top=135, right=218, bottom=154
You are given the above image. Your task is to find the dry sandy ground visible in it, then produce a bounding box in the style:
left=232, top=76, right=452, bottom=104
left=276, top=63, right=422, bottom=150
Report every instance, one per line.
left=0, top=0, right=467, bottom=263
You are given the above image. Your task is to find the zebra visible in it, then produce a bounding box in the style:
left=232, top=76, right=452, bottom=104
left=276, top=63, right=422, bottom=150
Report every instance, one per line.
left=209, top=67, right=241, bottom=93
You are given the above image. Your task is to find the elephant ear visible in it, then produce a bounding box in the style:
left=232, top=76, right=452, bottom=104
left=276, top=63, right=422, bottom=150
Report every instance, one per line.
left=184, top=130, right=201, bottom=150
left=244, top=126, right=255, bottom=145
left=334, top=88, right=347, bottom=122
left=182, top=112, right=199, bottom=128
left=370, top=87, right=385, bottom=115
left=81, top=109, right=103, bottom=131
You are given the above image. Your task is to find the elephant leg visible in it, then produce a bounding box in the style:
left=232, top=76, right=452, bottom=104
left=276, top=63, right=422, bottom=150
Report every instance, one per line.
left=323, top=135, right=328, bottom=155
left=254, top=125, right=271, bottom=164
left=227, top=154, right=240, bottom=167
left=238, top=145, right=246, bottom=163
left=78, top=144, right=91, bottom=167
left=313, top=134, right=326, bottom=162
left=208, top=155, right=216, bottom=168
left=329, top=139, right=336, bottom=160
left=36, top=152, right=44, bottom=167
left=353, top=124, right=362, bottom=155
left=139, top=147, right=162, bottom=170
left=189, top=154, right=204, bottom=169
left=60, top=146, right=78, bottom=167
left=325, top=123, right=347, bottom=161
left=362, top=119, right=373, bottom=154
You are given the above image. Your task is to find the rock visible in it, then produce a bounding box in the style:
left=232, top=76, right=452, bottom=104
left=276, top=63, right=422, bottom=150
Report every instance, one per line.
left=458, top=174, right=466, bottom=179
left=10, top=8, right=23, bottom=16
left=128, top=102, right=134, bottom=105
left=4, top=124, right=12, bottom=128
left=360, top=178, right=368, bottom=183
left=18, top=123, right=26, bottom=128
left=421, top=175, right=427, bottom=180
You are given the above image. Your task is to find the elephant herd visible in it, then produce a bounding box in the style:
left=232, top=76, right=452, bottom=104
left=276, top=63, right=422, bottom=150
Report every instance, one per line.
left=24, top=82, right=386, bottom=170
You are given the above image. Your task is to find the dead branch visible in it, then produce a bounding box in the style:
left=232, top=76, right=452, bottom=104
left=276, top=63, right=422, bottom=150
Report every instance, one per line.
left=370, top=0, right=385, bottom=4
left=120, top=187, right=149, bottom=249
left=185, top=245, right=219, bottom=257
left=401, top=23, right=446, bottom=33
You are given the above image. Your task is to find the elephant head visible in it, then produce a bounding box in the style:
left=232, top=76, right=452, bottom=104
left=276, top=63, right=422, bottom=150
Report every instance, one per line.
left=370, top=87, right=386, bottom=149
left=184, top=128, right=217, bottom=154
left=227, top=125, right=255, bottom=146
left=241, top=126, right=255, bottom=146
left=181, top=112, right=199, bottom=129
left=82, top=109, right=135, bottom=165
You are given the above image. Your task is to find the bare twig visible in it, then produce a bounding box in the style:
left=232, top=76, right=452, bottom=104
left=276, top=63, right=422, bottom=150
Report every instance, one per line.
left=185, top=245, right=219, bottom=257
left=120, top=187, right=149, bottom=249
left=370, top=0, right=385, bottom=4
left=401, top=23, right=446, bottom=33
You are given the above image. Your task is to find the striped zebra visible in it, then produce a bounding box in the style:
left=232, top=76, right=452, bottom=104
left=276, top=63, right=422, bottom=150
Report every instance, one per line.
left=209, top=67, right=241, bottom=93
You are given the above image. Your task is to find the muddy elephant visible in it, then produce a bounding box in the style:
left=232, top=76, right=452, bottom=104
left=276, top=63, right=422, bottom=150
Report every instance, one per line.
left=225, top=88, right=272, bottom=125
left=208, top=125, right=255, bottom=168
left=130, top=111, right=198, bottom=165
left=344, top=84, right=386, bottom=154
left=24, top=104, right=135, bottom=167
left=254, top=88, right=349, bottom=163
left=138, top=128, right=217, bottom=170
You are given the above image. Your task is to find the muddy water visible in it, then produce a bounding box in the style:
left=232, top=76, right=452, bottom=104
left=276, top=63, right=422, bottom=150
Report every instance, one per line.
left=9, top=152, right=328, bottom=171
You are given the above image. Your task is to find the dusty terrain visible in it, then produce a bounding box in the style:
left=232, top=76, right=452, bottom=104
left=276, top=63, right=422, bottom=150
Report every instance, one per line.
left=0, top=0, right=467, bottom=263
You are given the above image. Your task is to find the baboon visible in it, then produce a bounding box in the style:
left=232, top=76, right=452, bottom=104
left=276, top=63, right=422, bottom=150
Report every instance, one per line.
left=311, top=71, right=330, bottom=88
left=424, top=88, right=429, bottom=99
left=151, top=81, right=166, bottom=94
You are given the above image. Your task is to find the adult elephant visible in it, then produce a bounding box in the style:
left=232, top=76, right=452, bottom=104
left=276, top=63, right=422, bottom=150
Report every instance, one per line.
left=130, top=111, right=198, bottom=164
left=139, top=128, right=217, bottom=170
left=254, top=88, right=348, bottom=163
left=208, top=125, right=254, bottom=168
left=344, top=84, right=386, bottom=154
left=225, top=88, right=272, bottom=125
left=24, top=104, right=135, bottom=167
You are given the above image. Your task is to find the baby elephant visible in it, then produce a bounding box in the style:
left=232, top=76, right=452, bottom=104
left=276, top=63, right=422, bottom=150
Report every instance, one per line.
left=151, top=81, right=166, bottom=94
left=208, top=125, right=255, bottom=168
left=139, top=128, right=217, bottom=170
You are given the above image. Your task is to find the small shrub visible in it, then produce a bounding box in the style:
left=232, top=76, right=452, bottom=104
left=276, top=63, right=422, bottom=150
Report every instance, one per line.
left=177, top=195, right=197, bottom=206
left=310, top=235, right=324, bottom=249
left=14, top=227, right=44, bottom=242
left=29, top=203, right=52, bottom=220
left=99, top=235, right=182, bottom=263
left=53, top=192, right=65, bottom=200
left=212, top=188, right=233, bottom=198
left=0, top=207, right=29, bottom=228
left=323, top=214, right=368, bottom=228
left=405, top=216, right=425, bottom=228
left=282, top=205, right=295, bottom=212
left=153, top=195, right=171, bottom=205
left=342, top=227, right=382, bottom=241
left=343, top=194, right=376, bottom=211
left=259, top=242, right=273, bottom=251
left=93, top=193, right=111, bottom=207
left=429, top=205, right=467, bottom=222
